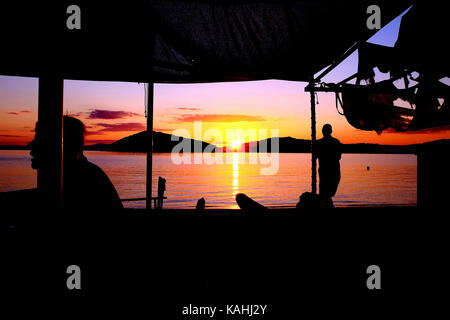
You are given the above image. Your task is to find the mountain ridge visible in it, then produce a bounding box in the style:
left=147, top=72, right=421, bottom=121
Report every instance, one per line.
left=2, top=131, right=448, bottom=153
left=83, top=131, right=450, bottom=154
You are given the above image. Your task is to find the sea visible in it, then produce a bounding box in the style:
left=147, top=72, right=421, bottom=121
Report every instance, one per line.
left=0, top=150, right=417, bottom=209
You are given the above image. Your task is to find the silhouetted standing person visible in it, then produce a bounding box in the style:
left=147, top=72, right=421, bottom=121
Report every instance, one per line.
left=29, top=116, right=123, bottom=212
left=315, top=124, right=341, bottom=202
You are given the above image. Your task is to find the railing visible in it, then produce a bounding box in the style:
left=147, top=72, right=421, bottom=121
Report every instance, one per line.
left=120, top=197, right=147, bottom=202
left=121, top=196, right=167, bottom=209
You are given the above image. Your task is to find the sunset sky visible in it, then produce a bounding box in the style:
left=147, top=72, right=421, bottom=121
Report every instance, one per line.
left=1, top=9, right=449, bottom=147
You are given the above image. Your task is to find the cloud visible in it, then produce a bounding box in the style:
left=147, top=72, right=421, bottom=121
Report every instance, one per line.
left=66, top=112, right=83, bottom=117
left=174, top=114, right=266, bottom=123
left=86, top=109, right=142, bottom=119
left=89, top=122, right=146, bottom=134
left=7, top=110, right=32, bottom=115
left=0, top=134, right=26, bottom=138
left=173, top=107, right=203, bottom=111
left=154, top=128, right=174, bottom=132
left=85, top=139, right=117, bottom=145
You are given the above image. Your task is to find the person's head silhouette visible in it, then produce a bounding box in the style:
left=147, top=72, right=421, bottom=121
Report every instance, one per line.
left=322, top=124, right=332, bottom=138
left=62, top=116, right=86, bottom=164
left=30, top=115, right=86, bottom=169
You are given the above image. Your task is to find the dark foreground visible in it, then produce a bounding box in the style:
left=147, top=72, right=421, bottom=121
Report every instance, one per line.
left=3, top=207, right=448, bottom=318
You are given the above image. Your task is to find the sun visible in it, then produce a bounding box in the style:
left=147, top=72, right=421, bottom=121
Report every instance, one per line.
left=232, top=140, right=242, bottom=149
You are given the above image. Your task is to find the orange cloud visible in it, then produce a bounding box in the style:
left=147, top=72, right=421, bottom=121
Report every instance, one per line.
left=89, top=122, right=146, bottom=134
left=85, top=139, right=117, bottom=145
left=174, top=114, right=266, bottom=123
left=0, top=134, right=26, bottom=138
left=154, top=128, right=174, bottom=132
left=6, top=110, right=32, bottom=115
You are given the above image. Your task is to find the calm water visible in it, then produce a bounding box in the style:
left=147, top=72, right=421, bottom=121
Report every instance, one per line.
left=0, top=150, right=417, bottom=209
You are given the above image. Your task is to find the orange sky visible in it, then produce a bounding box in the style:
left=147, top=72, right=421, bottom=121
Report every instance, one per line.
left=0, top=77, right=449, bottom=147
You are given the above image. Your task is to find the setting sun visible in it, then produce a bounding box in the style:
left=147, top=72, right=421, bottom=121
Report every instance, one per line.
left=232, top=140, right=242, bottom=149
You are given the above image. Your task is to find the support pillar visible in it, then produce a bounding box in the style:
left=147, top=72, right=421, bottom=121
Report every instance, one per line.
left=309, top=79, right=317, bottom=195
left=146, top=83, right=154, bottom=210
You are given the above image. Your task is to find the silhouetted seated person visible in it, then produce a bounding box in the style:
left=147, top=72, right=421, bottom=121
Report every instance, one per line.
left=296, top=192, right=333, bottom=209
left=196, top=197, right=205, bottom=212
left=28, top=116, right=123, bottom=212
left=315, top=124, right=341, bottom=206
left=235, top=193, right=267, bottom=212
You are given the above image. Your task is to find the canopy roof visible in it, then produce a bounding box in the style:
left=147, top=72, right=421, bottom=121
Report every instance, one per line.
left=395, top=2, right=450, bottom=78
left=1, top=1, right=412, bottom=83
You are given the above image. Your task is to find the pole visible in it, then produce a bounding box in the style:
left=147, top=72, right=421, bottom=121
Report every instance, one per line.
left=146, top=83, right=154, bottom=210
left=309, top=78, right=317, bottom=195
left=146, top=5, right=156, bottom=211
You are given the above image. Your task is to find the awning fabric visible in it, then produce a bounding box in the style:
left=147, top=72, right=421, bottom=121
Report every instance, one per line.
left=0, top=1, right=412, bottom=83
left=394, top=2, right=450, bottom=78
left=356, top=2, right=450, bottom=82
left=340, top=1, right=450, bottom=133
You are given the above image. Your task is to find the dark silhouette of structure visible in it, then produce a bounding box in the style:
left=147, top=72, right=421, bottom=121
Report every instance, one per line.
left=152, top=176, right=167, bottom=209
left=315, top=124, right=342, bottom=202
left=30, top=116, right=123, bottom=212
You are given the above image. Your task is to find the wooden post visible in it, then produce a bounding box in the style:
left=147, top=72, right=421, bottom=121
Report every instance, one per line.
left=417, top=143, right=450, bottom=209
left=146, top=4, right=156, bottom=211
left=309, top=78, right=317, bottom=195
left=37, top=75, right=64, bottom=210
left=146, top=83, right=154, bottom=210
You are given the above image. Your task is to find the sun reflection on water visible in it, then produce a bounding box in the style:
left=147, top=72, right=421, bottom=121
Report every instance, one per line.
left=231, top=153, right=240, bottom=208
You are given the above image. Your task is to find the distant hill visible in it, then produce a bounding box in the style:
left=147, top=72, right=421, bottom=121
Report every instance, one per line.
left=222, top=137, right=310, bottom=153
left=82, top=132, right=449, bottom=154
left=84, top=143, right=110, bottom=151
left=104, top=131, right=216, bottom=153
left=2, top=132, right=448, bottom=154
left=101, top=132, right=450, bottom=154
left=227, top=137, right=450, bottom=154
left=0, top=145, right=30, bottom=150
